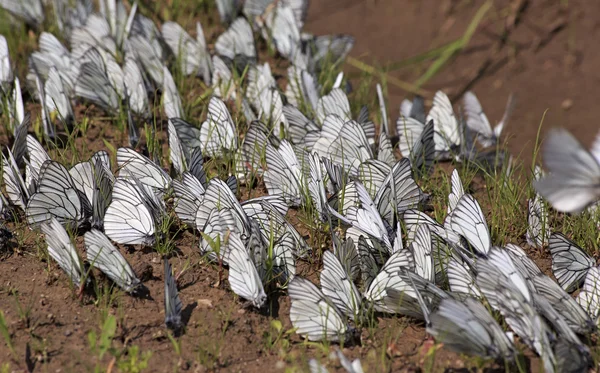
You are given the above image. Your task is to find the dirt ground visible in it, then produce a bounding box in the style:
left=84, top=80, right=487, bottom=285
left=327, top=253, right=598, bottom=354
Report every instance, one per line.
left=0, top=0, right=598, bottom=372
left=305, top=0, right=600, bottom=161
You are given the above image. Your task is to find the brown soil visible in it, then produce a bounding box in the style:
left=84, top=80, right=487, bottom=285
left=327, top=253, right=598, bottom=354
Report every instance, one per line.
left=1, top=1, right=598, bottom=372
left=305, top=0, right=600, bottom=161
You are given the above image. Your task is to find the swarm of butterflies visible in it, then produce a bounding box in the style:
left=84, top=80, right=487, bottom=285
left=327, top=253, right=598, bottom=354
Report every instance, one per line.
left=1, top=0, right=600, bottom=372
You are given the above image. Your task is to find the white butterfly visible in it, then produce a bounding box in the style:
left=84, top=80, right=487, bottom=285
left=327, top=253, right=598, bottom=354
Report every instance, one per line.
left=548, top=233, right=595, bottom=292
left=427, top=297, right=516, bottom=360
left=320, top=251, right=362, bottom=321
left=373, top=158, right=423, bottom=226
left=285, top=66, right=319, bottom=113
left=104, top=177, right=165, bottom=246
left=534, top=128, right=600, bottom=213
left=0, top=0, right=44, bottom=27
left=463, top=91, right=514, bottom=148
left=376, top=83, right=389, bottom=136
left=164, top=258, right=183, bottom=331
left=117, top=147, right=171, bottom=193
left=576, top=267, right=600, bottom=321
left=123, top=57, right=148, bottom=116
left=316, top=88, right=351, bottom=125
left=200, top=97, right=238, bottom=157
left=85, top=229, right=140, bottom=293
left=445, top=193, right=491, bottom=255
left=75, top=48, right=121, bottom=112
left=447, top=169, right=465, bottom=214
left=227, top=231, right=267, bottom=308
left=0, top=35, right=12, bottom=92
left=29, top=32, right=78, bottom=98
left=44, top=66, right=74, bottom=125
left=215, top=17, right=256, bottom=67
left=70, top=151, right=114, bottom=229
left=162, top=65, right=184, bottom=119
left=2, top=148, right=29, bottom=210
left=212, top=55, right=237, bottom=100
left=526, top=194, right=550, bottom=248
left=162, top=21, right=212, bottom=84
left=288, top=277, right=350, bottom=342
left=26, top=160, right=89, bottom=230
left=41, top=217, right=85, bottom=287
left=216, top=0, right=240, bottom=24
left=257, top=1, right=301, bottom=61
left=263, top=139, right=304, bottom=206
left=476, top=248, right=556, bottom=372
left=426, top=91, right=460, bottom=159
left=531, top=274, right=594, bottom=335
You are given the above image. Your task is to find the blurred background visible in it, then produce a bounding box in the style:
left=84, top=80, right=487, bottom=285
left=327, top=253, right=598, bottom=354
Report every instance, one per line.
left=304, top=0, right=599, bottom=162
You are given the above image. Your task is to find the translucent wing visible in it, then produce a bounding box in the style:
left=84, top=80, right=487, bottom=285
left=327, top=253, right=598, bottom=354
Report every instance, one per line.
left=396, top=115, right=424, bottom=158
left=409, top=120, right=435, bottom=175
left=376, top=83, right=389, bottom=136
left=200, top=97, right=238, bottom=157
left=172, top=172, right=206, bottom=225
left=164, top=258, right=183, bottom=330
left=45, top=67, right=74, bottom=124
left=447, top=258, right=481, bottom=298
left=288, top=277, right=348, bottom=342
left=316, top=88, right=351, bottom=125
left=534, top=128, right=600, bottom=213
left=447, top=169, right=464, bottom=214
left=215, top=17, right=256, bottom=66
left=446, top=194, right=490, bottom=255
left=374, top=158, right=423, bottom=225
left=377, top=132, right=395, bottom=166
left=532, top=274, right=594, bottom=335
left=412, top=224, right=434, bottom=282
left=123, top=58, right=148, bottom=115
left=104, top=178, right=156, bottom=246
left=320, top=251, right=362, bottom=320
left=26, top=160, right=85, bottom=230
left=426, top=91, right=460, bottom=156
left=526, top=195, right=550, bottom=248
left=117, top=148, right=171, bottom=192
left=549, top=233, right=594, bottom=292
left=427, top=297, right=515, bottom=359
left=2, top=149, right=29, bottom=210
left=41, top=218, right=84, bottom=287
left=85, top=229, right=140, bottom=292
left=576, top=267, right=600, bottom=320
left=162, top=65, right=183, bottom=119
left=463, top=91, right=493, bottom=145
left=227, top=232, right=267, bottom=308
left=0, top=35, right=11, bottom=90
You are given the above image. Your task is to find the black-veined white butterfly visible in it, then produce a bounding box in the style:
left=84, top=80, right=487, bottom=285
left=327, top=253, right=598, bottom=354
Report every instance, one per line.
left=41, top=217, right=85, bottom=288
left=526, top=194, right=550, bottom=248
left=288, top=276, right=351, bottom=342
left=445, top=193, right=491, bottom=255
left=215, top=17, right=256, bottom=68
left=227, top=231, right=267, bottom=308
left=463, top=91, right=514, bottom=148
left=534, top=128, right=600, bottom=213
left=104, top=177, right=165, bottom=246
left=164, top=257, right=183, bottom=331
left=427, top=297, right=516, bottom=360
left=27, top=160, right=89, bottom=230
left=162, top=21, right=212, bottom=84
left=548, top=233, right=595, bottom=293
left=200, top=97, right=238, bottom=157
left=85, top=229, right=140, bottom=293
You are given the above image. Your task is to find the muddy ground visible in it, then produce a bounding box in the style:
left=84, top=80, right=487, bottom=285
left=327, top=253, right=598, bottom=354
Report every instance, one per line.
left=1, top=0, right=598, bottom=372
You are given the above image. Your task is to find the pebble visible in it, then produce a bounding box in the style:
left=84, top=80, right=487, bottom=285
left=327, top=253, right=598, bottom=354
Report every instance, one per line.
left=275, top=361, right=285, bottom=369
left=64, top=329, right=72, bottom=337
left=562, top=99, right=573, bottom=110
